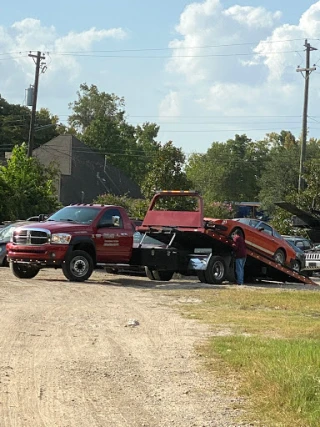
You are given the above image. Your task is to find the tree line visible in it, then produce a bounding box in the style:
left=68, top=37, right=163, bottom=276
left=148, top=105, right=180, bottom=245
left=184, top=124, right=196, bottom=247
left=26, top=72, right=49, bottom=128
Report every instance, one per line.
left=1, top=83, right=320, bottom=233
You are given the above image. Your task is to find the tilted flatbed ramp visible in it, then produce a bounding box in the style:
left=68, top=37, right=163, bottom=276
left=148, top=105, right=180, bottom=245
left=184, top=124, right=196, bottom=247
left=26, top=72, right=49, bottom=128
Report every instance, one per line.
left=244, top=249, right=318, bottom=286
left=137, top=225, right=318, bottom=286
left=137, top=191, right=318, bottom=286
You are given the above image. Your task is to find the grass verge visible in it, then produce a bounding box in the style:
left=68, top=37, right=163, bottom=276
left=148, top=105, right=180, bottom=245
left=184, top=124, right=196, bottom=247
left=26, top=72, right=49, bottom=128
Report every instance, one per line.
left=173, top=284, right=320, bottom=426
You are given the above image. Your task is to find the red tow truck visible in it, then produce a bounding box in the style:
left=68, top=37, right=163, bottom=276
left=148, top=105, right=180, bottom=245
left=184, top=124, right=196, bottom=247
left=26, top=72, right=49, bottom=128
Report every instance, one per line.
left=6, top=191, right=317, bottom=286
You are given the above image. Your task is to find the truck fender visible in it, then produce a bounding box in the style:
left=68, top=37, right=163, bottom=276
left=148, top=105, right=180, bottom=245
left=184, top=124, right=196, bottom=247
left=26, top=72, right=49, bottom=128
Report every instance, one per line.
left=66, top=236, right=97, bottom=264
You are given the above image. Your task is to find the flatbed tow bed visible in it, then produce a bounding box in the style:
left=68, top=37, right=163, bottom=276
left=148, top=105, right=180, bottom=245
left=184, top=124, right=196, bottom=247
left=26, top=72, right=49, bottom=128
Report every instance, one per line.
left=134, top=225, right=318, bottom=286
left=135, top=191, right=318, bottom=286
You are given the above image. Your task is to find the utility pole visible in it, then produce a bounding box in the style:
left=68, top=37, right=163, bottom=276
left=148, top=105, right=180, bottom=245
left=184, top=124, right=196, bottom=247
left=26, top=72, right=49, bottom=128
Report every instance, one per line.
left=296, top=39, right=317, bottom=192
left=27, top=51, right=46, bottom=157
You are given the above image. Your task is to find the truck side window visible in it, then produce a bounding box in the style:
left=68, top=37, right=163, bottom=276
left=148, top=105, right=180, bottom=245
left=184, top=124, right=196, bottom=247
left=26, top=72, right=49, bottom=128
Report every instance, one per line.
left=99, top=208, right=123, bottom=228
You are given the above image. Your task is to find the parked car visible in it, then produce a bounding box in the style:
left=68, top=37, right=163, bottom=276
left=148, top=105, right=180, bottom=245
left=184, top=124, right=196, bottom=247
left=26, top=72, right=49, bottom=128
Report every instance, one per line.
left=282, top=235, right=313, bottom=251
left=282, top=238, right=306, bottom=271
left=207, top=217, right=302, bottom=271
left=0, top=221, right=38, bottom=266
left=26, top=214, right=50, bottom=221
left=297, top=242, right=320, bottom=276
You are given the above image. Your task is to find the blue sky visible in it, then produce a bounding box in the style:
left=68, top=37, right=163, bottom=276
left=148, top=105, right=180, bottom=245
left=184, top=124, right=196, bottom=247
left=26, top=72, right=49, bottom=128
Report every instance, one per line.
left=1, top=0, right=320, bottom=156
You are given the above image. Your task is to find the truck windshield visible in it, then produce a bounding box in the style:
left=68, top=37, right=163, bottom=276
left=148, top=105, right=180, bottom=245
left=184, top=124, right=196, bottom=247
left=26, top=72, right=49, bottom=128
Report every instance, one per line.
left=47, top=206, right=100, bottom=224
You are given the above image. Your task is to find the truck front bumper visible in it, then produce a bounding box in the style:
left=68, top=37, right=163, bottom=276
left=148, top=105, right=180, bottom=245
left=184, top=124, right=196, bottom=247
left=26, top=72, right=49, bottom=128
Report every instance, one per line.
left=7, top=243, right=69, bottom=266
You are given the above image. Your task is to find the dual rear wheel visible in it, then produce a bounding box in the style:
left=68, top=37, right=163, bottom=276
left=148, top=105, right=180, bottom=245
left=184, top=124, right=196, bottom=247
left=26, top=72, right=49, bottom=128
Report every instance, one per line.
left=145, top=267, right=174, bottom=281
left=197, top=255, right=226, bottom=284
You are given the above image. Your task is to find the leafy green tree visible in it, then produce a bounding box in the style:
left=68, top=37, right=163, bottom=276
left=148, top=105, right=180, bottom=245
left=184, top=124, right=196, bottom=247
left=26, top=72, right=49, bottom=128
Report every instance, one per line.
left=0, top=143, right=61, bottom=221
left=94, top=193, right=149, bottom=219
left=268, top=206, right=297, bottom=235
left=33, top=108, right=72, bottom=148
left=133, top=122, right=161, bottom=184
left=0, top=96, right=65, bottom=156
left=258, top=132, right=301, bottom=214
left=204, top=201, right=235, bottom=219
left=186, top=134, right=264, bottom=207
left=267, top=140, right=320, bottom=234
left=68, top=83, right=125, bottom=132
left=265, top=130, right=297, bottom=150
left=222, top=134, right=261, bottom=201
left=68, top=84, right=163, bottom=186
left=0, top=175, right=11, bottom=222
left=141, top=141, right=192, bottom=199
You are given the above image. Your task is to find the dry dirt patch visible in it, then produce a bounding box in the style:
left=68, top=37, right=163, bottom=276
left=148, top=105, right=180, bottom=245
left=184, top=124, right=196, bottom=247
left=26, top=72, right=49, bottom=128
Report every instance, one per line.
left=0, top=268, right=257, bottom=427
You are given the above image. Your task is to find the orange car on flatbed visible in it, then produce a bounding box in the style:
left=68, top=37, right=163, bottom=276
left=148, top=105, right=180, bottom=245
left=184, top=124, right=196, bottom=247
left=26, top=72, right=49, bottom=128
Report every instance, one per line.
left=207, top=217, right=302, bottom=271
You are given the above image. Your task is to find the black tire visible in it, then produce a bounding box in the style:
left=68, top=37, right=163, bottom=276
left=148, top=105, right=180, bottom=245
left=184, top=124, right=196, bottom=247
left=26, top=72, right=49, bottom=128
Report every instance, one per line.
left=10, top=262, right=40, bottom=279
left=291, top=259, right=301, bottom=273
left=151, top=270, right=174, bottom=281
left=230, top=227, right=244, bottom=239
left=205, top=255, right=226, bottom=284
left=145, top=266, right=156, bottom=280
left=304, top=270, right=313, bottom=277
left=274, top=249, right=286, bottom=265
left=197, top=270, right=207, bottom=283
left=62, top=250, right=94, bottom=282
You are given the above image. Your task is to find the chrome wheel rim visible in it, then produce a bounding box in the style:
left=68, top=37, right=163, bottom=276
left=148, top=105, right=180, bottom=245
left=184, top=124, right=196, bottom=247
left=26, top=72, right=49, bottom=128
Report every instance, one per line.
left=71, top=256, right=89, bottom=277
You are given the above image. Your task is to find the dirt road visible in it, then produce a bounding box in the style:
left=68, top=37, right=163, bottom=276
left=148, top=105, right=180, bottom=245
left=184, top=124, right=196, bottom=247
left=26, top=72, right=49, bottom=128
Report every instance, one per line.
left=0, top=268, right=250, bottom=427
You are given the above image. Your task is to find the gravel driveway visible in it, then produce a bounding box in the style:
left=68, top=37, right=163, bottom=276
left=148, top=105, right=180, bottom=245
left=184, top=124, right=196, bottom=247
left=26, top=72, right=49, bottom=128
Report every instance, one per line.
left=0, top=268, right=260, bottom=427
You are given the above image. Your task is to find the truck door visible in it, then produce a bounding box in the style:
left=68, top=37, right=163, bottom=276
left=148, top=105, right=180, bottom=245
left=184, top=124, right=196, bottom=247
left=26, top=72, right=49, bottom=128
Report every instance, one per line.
left=95, top=208, right=132, bottom=262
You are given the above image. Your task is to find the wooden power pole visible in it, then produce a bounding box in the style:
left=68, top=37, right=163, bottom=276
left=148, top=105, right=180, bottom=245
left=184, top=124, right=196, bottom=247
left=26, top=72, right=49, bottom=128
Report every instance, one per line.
left=27, top=51, right=46, bottom=158
left=296, top=40, right=317, bottom=192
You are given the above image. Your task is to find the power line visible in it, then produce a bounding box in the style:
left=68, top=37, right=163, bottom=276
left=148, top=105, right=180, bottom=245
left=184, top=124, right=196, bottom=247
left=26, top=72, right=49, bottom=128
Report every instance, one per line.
left=0, top=38, right=312, bottom=58
left=48, top=38, right=309, bottom=53
left=54, top=113, right=307, bottom=118
left=51, top=49, right=303, bottom=59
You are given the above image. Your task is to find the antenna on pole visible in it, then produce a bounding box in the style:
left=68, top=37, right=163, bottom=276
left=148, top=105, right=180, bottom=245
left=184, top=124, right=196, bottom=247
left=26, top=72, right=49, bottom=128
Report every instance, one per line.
left=27, top=51, right=46, bottom=157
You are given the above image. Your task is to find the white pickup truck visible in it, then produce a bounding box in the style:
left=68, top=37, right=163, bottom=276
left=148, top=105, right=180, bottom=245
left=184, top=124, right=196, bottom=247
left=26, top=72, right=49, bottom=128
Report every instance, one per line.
left=305, top=247, right=320, bottom=275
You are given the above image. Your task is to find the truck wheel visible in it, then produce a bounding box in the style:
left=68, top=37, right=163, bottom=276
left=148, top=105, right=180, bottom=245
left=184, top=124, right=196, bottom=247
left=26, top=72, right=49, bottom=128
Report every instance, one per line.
left=62, top=250, right=94, bottom=282
left=205, top=256, right=226, bottom=284
left=151, top=270, right=174, bottom=281
left=145, top=267, right=156, bottom=280
left=10, top=262, right=40, bottom=279
left=197, top=271, right=207, bottom=283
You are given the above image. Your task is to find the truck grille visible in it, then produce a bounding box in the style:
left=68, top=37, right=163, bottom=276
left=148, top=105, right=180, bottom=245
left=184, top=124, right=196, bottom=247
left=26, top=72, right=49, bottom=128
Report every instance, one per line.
left=13, top=228, right=50, bottom=245
left=306, top=253, right=320, bottom=261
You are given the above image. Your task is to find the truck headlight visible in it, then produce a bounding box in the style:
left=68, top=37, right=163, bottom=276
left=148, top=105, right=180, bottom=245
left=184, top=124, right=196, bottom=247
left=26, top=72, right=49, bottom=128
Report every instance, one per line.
left=51, top=233, right=72, bottom=244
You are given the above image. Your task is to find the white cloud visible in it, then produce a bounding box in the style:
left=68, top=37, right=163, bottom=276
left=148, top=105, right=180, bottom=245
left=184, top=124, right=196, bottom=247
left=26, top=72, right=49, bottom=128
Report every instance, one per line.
left=300, top=2, right=320, bottom=35
left=166, top=0, right=282, bottom=84
left=159, top=91, right=181, bottom=119
left=54, top=27, right=127, bottom=53
left=163, top=0, right=320, bottom=135
left=0, top=19, right=128, bottom=95
left=197, top=82, right=298, bottom=116
left=223, top=6, right=281, bottom=29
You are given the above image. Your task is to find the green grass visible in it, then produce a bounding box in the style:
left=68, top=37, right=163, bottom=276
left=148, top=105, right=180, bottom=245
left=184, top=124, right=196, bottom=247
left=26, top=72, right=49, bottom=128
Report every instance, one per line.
left=169, top=286, right=320, bottom=426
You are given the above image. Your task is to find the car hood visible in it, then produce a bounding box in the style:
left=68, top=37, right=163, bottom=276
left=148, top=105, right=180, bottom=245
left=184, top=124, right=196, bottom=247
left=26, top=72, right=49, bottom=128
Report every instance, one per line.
left=13, top=221, right=93, bottom=234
